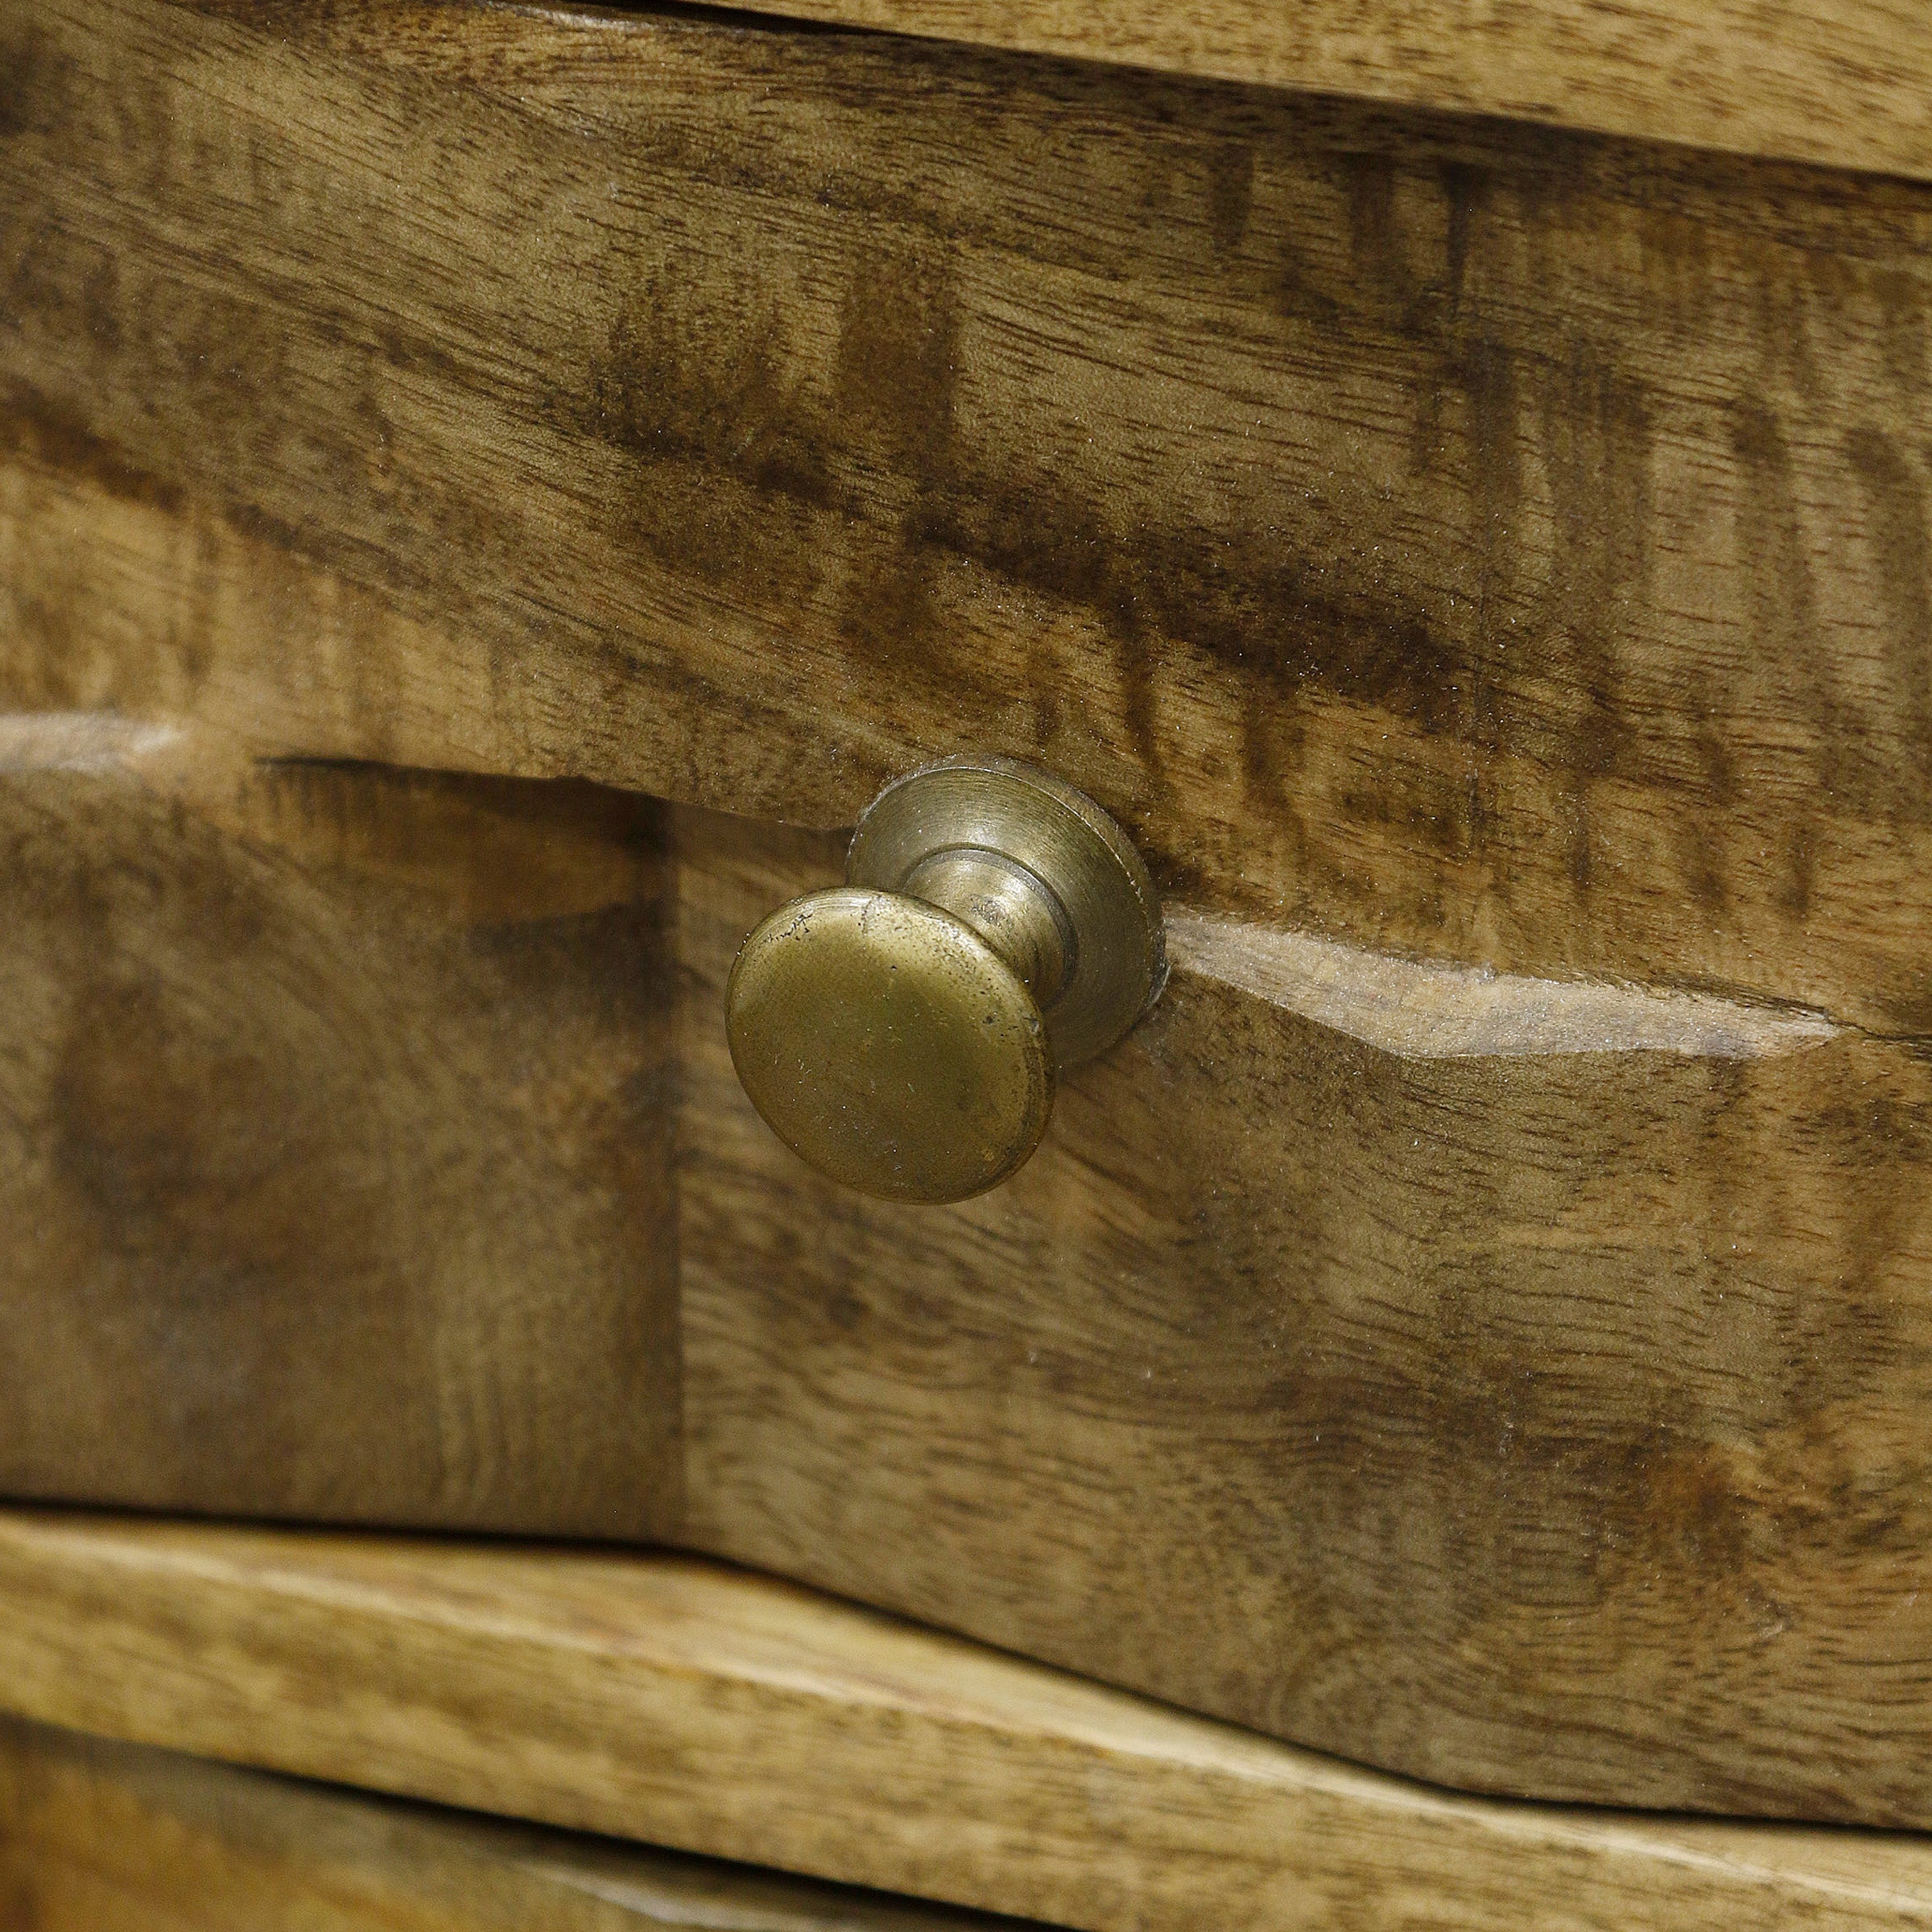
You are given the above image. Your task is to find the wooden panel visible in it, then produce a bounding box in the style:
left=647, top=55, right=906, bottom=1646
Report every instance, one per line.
left=728, top=0, right=1932, bottom=187
left=9, top=1512, right=1932, bottom=1932
left=675, top=804, right=1932, bottom=1824
left=10, top=0, right=1932, bottom=1032
left=0, top=719, right=677, bottom=1535
left=7, top=729, right=1928, bottom=1823
left=0, top=1715, right=1009, bottom=1932
left=13, top=0, right=1932, bottom=1830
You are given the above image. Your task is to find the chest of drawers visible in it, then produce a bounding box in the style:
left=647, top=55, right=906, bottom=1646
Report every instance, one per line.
left=10, top=0, right=1932, bottom=1917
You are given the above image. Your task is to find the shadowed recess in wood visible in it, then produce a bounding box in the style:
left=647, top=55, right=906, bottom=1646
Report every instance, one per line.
left=0, top=1713, right=1029, bottom=1932
left=701, top=0, right=1932, bottom=188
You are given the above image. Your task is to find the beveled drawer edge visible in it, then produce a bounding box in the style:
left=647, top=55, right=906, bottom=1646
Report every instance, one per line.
left=0, top=1508, right=1926, bottom=1932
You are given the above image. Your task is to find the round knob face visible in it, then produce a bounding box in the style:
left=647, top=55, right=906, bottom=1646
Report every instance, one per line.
left=726, top=887, right=1053, bottom=1205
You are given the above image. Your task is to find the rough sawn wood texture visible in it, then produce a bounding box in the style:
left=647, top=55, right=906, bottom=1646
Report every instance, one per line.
left=12, top=0, right=1932, bottom=1842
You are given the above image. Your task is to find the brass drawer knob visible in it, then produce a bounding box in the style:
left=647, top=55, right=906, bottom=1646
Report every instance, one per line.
left=726, top=757, right=1166, bottom=1203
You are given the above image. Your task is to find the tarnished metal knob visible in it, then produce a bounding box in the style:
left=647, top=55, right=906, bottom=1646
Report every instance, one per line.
left=726, top=757, right=1166, bottom=1203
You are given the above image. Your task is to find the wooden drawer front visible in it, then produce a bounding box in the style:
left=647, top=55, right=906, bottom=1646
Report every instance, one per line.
left=14, top=1514, right=1932, bottom=1932
left=7, top=758, right=1931, bottom=1827
left=10, top=0, right=1932, bottom=1837
left=0, top=1713, right=1012, bottom=1932
left=675, top=808, right=1932, bottom=1827
left=0, top=733, right=677, bottom=1537
left=11, top=0, right=1932, bottom=1038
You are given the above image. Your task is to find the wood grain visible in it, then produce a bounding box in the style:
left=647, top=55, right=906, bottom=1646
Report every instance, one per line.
left=10, top=746, right=1932, bottom=1821
left=0, top=720, right=678, bottom=1535
left=0, top=1714, right=1007, bottom=1932
left=11, top=0, right=1932, bottom=1031
left=674, top=805, right=1932, bottom=1826
left=10, top=1509, right=1932, bottom=1932
left=15, top=0, right=1932, bottom=1827
left=727, top=0, right=1932, bottom=187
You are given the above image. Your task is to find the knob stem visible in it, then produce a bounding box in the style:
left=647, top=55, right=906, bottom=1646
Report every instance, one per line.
left=899, top=848, right=1075, bottom=1009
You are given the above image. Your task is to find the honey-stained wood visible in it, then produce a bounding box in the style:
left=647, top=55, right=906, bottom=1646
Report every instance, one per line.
left=10, top=1512, right=1932, bottom=1932
left=0, top=1715, right=1008, bottom=1932
left=733, top=0, right=1932, bottom=186
left=0, top=719, right=677, bottom=1534
left=12, top=0, right=1932, bottom=1033
left=16, top=0, right=1932, bottom=1831
left=674, top=805, right=1932, bottom=1826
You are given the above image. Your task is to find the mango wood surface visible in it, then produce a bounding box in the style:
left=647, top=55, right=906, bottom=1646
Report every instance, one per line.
left=728, top=0, right=1932, bottom=187
left=0, top=1716, right=1011, bottom=1932
left=13, top=0, right=1932, bottom=1034
left=10, top=1511, right=1932, bottom=1932
left=675, top=807, right=1932, bottom=1825
left=0, top=720, right=677, bottom=1535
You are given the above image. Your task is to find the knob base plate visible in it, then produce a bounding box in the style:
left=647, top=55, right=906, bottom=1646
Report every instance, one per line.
left=847, top=758, right=1166, bottom=1069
